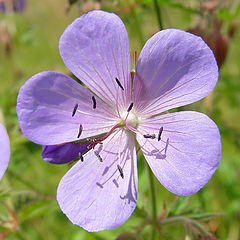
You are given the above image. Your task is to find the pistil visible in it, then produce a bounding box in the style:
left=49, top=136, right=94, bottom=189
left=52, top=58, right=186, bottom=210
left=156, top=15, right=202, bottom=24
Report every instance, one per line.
left=87, top=123, right=123, bottom=149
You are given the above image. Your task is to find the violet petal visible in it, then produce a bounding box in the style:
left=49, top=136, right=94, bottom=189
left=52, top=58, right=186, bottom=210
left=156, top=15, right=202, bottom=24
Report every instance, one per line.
left=0, top=2, right=6, bottom=12
left=0, top=123, right=10, bottom=180
left=137, top=111, right=221, bottom=196
left=13, top=0, right=25, bottom=12
left=57, top=130, right=138, bottom=231
left=134, top=29, right=218, bottom=115
left=59, top=10, right=131, bottom=108
left=16, top=71, right=116, bottom=145
left=42, top=142, right=89, bottom=164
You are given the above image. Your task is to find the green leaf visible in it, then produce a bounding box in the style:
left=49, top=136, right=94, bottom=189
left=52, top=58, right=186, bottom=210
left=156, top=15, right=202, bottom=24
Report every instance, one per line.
left=0, top=190, right=36, bottom=200
left=218, top=4, right=240, bottom=22
left=133, top=206, right=148, bottom=219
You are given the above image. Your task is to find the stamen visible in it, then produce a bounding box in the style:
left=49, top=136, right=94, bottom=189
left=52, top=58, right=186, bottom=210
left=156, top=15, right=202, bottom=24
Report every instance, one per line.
left=115, top=77, right=124, bottom=91
left=113, top=179, right=119, bottom=188
left=143, top=134, right=156, bottom=139
left=117, top=164, right=124, bottom=179
left=77, top=124, right=83, bottom=138
left=72, top=103, right=78, bottom=117
left=96, top=182, right=104, bottom=188
left=92, top=96, right=96, bottom=109
left=94, top=151, right=103, bottom=162
left=158, top=127, right=163, bottom=141
left=164, top=138, right=169, bottom=155
left=127, top=102, right=134, bottom=112
left=79, top=152, right=84, bottom=162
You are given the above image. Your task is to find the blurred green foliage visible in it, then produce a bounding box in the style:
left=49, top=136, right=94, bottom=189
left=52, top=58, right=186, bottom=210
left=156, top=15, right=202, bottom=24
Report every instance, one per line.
left=0, top=0, right=240, bottom=239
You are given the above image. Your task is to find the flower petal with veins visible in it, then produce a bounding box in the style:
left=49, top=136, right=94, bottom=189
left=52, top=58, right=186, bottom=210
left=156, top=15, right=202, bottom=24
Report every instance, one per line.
left=57, top=130, right=137, bottom=231
left=137, top=111, right=221, bottom=196
left=59, top=10, right=131, bottom=108
left=134, top=29, right=218, bottom=116
left=17, top=71, right=116, bottom=145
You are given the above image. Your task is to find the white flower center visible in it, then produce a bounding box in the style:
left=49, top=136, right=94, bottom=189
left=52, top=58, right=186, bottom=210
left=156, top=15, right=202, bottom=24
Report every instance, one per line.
left=121, top=110, right=141, bottom=129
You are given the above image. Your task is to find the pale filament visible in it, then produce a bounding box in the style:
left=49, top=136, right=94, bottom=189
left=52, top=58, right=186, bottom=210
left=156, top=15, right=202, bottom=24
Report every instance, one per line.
left=101, top=104, right=120, bottom=119
left=115, top=82, right=121, bottom=118
left=118, top=130, right=123, bottom=166
left=126, top=124, right=143, bottom=135
left=124, top=111, right=130, bottom=122
left=76, top=109, right=113, bottom=121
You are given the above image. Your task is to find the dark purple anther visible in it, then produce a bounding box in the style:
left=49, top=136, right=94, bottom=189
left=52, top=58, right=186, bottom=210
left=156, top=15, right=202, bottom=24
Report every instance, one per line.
left=77, top=124, right=83, bottom=138
left=79, top=152, right=84, bottom=162
left=143, top=134, right=156, bottom=139
left=92, top=96, right=96, bottom=109
left=127, top=102, right=133, bottom=112
left=117, top=164, right=124, bottom=179
left=72, top=103, right=78, bottom=117
left=115, top=77, right=124, bottom=91
left=94, top=151, right=103, bottom=162
left=158, top=127, right=163, bottom=141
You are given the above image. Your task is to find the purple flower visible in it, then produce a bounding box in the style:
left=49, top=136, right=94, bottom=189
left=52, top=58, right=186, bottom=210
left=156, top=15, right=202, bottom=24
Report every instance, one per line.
left=0, top=123, right=10, bottom=180
left=16, top=10, right=221, bottom=231
left=0, top=1, right=5, bottom=12
left=0, top=0, right=25, bottom=13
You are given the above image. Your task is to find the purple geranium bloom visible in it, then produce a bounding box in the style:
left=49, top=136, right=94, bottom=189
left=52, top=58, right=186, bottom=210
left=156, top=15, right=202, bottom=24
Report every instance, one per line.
left=16, top=10, right=221, bottom=231
left=0, top=0, right=25, bottom=13
left=12, top=0, right=25, bottom=12
left=0, top=1, right=5, bottom=12
left=0, top=123, right=10, bottom=180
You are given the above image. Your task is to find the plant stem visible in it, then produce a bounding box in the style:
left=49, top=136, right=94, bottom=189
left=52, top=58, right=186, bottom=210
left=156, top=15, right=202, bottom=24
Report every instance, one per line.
left=147, top=164, right=157, bottom=240
left=7, top=169, right=41, bottom=193
left=153, top=0, right=163, bottom=30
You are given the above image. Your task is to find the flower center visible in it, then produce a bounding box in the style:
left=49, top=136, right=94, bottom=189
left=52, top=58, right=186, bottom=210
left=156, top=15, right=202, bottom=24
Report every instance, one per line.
left=120, top=110, right=141, bottom=129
